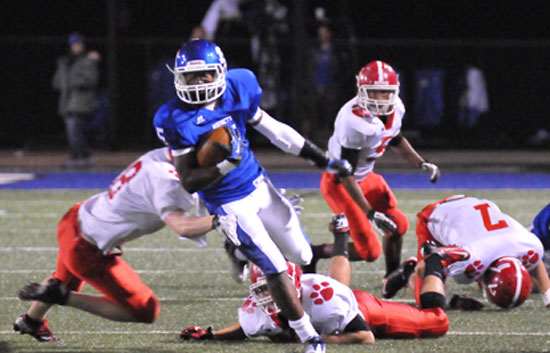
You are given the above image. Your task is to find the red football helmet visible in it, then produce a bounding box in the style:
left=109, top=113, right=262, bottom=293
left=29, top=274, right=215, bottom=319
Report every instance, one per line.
left=356, top=60, right=400, bottom=116
left=250, top=262, right=302, bottom=315
left=483, top=256, right=531, bottom=309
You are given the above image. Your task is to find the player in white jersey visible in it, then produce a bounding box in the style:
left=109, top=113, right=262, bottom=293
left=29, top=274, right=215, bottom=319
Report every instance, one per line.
left=385, top=195, right=550, bottom=308
left=14, top=147, right=236, bottom=342
left=180, top=214, right=471, bottom=344
left=306, top=61, right=440, bottom=294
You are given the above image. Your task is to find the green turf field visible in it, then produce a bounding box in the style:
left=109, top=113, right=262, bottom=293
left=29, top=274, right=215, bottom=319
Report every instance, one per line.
left=1, top=189, right=549, bottom=353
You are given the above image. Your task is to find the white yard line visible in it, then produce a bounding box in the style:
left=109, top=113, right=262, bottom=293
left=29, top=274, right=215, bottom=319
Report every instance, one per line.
left=0, top=247, right=224, bottom=252
left=1, top=329, right=549, bottom=336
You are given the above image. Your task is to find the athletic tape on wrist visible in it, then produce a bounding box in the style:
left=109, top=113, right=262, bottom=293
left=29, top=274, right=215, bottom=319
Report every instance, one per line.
left=541, top=288, right=550, bottom=307
left=216, top=160, right=236, bottom=175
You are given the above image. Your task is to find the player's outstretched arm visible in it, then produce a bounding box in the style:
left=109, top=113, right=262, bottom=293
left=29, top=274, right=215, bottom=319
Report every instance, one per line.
left=530, top=261, right=550, bottom=307
left=250, top=108, right=353, bottom=177
left=322, top=330, right=375, bottom=345
left=390, top=135, right=440, bottom=183
left=181, top=323, right=247, bottom=341
left=163, top=211, right=215, bottom=238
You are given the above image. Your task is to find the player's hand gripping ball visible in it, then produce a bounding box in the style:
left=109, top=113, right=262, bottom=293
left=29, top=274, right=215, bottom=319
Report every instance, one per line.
left=196, top=126, right=232, bottom=167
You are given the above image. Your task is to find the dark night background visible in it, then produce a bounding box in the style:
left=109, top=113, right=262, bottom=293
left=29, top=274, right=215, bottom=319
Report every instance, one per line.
left=1, top=1, right=549, bottom=151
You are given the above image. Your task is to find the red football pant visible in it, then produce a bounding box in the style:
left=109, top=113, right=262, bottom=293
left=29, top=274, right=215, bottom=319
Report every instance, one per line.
left=413, top=196, right=457, bottom=305
left=353, top=290, right=449, bottom=338
left=53, top=203, right=160, bottom=323
left=320, top=172, right=409, bottom=261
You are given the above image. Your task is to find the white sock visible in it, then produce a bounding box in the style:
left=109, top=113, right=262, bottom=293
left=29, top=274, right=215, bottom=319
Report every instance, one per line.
left=288, top=312, right=318, bottom=342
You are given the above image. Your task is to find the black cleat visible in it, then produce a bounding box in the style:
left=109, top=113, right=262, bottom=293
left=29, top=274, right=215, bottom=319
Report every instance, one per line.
left=13, top=314, right=61, bottom=342
left=224, top=239, right=249, bottom=283
left=382, top=256, right=417, bottom=298
left=18, top=278, right=69, bottom=305
left=420, top=240, right=437, bottom=257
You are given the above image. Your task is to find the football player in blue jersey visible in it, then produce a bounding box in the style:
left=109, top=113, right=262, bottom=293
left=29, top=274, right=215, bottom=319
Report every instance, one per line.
left=153, top=39, right=387, bottom=353
left=529, top=203, right=550, bottom=295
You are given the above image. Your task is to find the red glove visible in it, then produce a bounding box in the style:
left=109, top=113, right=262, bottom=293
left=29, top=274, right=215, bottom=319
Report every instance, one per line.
left=180, top=326, right=214, bottom=340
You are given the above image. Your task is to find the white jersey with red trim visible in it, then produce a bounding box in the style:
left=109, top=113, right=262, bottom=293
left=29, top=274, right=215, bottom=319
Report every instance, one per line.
left=78, top=148, right=203, bottom=253
left=427, top=196, right=544, bottom=283
left=238, top=273, right=362, bottom=338
left=327, top=96, right=405, bottom=182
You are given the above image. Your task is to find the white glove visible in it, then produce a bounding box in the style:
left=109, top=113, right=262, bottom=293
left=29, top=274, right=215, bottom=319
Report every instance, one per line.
left=279, top=188, right=305, bottom=214
left=367, top=209, right=397, bottom=234
left=541, top=288, right=550, bottom=308
left=213, top=214, right=240, bottom=246
left=420, top=162, right=440, bottom=183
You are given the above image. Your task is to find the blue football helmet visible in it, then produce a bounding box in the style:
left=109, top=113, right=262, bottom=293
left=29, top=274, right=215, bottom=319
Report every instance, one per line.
left=171, top=39, right=227, bottom=104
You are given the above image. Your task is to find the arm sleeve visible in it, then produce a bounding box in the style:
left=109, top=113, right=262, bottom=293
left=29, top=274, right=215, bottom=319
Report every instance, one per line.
left=251, top=109, right=305, bottom=155
left=340, top=146, right=360, bottom=172
left=388, top=132, right=404, bottom=147
left=344, top=314, right=371, bottom=333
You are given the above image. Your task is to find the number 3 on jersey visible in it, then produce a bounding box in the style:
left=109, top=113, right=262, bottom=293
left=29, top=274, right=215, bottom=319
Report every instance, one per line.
left=474, top=203, right=509, bottom=231
left=108, top=161, right=142, bottom=199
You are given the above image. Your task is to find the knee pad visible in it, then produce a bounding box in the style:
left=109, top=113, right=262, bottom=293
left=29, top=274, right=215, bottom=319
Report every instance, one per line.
left=133, top=295, right=161, bottom=323
left=420, top=292, right=445, bottom=309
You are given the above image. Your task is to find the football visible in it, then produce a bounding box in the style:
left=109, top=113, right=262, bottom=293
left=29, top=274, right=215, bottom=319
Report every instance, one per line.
left=196, top=126, right=232, bottom=167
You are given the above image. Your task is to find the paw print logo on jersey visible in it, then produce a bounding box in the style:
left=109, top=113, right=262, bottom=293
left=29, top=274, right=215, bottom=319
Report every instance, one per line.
left=465, top=260, right=484, bottom=279
left=309, top=282, right=334, bottom=305
left=241, top=298, right=257, bottom=314
left=520, top=249, right=539, bottom=269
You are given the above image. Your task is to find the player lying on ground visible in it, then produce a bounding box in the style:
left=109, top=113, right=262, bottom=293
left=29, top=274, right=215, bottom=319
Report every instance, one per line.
left=383, top=195, right=550, bottom=309
left=305, top=61, right=440, bottom=296
left=15, top=147, right=236, bottom=342
left=180, top=213, right=471, bottom=344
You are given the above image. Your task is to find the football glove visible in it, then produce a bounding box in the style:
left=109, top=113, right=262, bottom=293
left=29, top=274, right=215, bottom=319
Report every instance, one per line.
left=212, top=214, right=240, bottom=246
left=215, top=127, right=244, bottom=175
left=279, top=188, right=305, bottom=214
left=216, top=127, right=243, bottom=164
left=449, top=294, right=484, bottom=311
left=180, top=326, right=214, bottom=340
left=327, top=159, right=353, bottom=178
left=420, top=162, right=440, bottom=183
left=367, top=209, right=397, bottom=234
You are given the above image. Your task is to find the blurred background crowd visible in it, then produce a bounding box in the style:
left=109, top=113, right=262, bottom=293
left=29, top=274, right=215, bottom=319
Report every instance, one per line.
left=1, top=0, right=549, bottom=161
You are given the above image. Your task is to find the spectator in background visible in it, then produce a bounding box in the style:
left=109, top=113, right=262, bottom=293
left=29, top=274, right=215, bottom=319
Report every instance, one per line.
left=243, top=0, right=289, bottom=116
left=200, top=0, right=251, bottom=68
left=458, top=66, right=489, bottom=130
left=303, top=24, right=349, bottom=146
left=52, top=32, right=100, bottom=169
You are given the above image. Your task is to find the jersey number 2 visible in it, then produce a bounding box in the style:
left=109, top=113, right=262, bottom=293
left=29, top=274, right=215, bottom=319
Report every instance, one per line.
left=473, top=203, right=508, bottom=231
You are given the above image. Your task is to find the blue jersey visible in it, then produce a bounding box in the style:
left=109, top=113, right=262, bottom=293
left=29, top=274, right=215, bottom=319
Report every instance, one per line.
left=532, top=203, right=550, bottom=250
left=153, top=69, right=264, bottom=210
